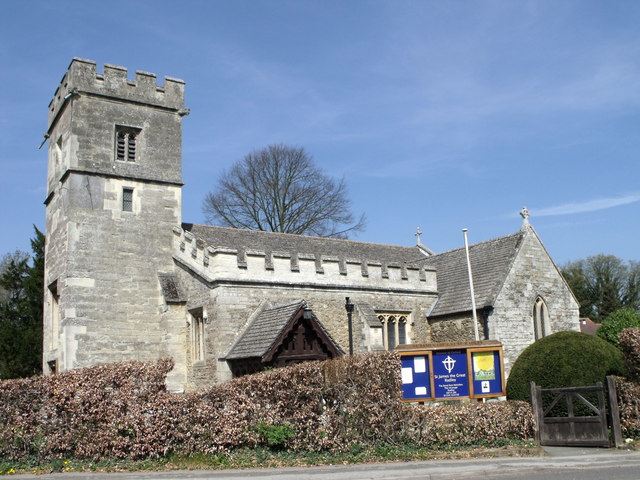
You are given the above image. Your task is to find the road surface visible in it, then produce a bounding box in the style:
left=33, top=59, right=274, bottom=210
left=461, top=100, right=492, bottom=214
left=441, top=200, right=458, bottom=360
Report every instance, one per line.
left=12, top=447, right=640, bottom=479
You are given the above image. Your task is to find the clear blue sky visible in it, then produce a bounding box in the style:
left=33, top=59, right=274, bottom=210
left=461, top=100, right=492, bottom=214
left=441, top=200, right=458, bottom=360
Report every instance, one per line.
left=1, top=0, right=638, bottom=265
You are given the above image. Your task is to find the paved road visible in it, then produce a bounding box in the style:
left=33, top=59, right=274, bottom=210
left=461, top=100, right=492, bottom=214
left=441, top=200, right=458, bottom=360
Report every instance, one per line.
left=12, top=448, right=640, bottom=480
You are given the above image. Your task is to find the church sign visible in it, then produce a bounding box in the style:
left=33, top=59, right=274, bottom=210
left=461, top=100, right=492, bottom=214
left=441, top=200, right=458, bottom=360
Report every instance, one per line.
left=398, top=341, right=505, bottom=402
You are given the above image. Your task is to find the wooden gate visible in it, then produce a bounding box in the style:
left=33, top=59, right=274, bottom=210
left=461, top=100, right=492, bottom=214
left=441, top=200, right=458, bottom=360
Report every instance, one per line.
left=530, top=377, right=623, bottom=447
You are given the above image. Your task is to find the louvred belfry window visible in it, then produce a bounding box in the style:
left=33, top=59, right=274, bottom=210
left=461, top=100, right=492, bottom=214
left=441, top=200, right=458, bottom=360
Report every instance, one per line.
left=115, top=126, right=141, bottom=162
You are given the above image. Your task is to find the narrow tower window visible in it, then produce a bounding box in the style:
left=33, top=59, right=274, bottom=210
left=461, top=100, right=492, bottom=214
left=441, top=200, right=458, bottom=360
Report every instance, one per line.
left=54, top=136, right=63, bottom=164
left=48, top=280, right=60, bottom=350
left=122, top=187, right=133, bottom=212
left=115, top=126, right=141, bottom=162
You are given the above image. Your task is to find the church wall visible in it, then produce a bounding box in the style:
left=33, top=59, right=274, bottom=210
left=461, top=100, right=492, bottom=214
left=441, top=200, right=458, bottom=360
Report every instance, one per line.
left=159, top=303, right=189, bottom=392
left=44, top=175, right=182, bottom=371
left=489, top=229, right=580, bottom=374
left=175, top=261, right=437, bottom=389
left=64, top=95, right=183, bottom=188
left=428, top=312, right=486, bottom=343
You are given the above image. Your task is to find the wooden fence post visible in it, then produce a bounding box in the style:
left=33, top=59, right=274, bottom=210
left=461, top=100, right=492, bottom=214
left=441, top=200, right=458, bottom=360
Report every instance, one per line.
left=607, top=375, right=623, bottom=448
left=530, top=381, right=540, bottom=443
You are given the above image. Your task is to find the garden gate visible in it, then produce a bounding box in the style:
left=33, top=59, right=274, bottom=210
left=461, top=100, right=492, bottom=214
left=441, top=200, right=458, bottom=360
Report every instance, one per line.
left=530, top=377, right=623, bottom=447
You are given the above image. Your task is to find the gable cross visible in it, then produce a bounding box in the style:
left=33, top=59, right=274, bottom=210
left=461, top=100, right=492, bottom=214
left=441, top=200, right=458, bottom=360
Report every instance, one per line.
left=520, top=206, right=530, bottom=228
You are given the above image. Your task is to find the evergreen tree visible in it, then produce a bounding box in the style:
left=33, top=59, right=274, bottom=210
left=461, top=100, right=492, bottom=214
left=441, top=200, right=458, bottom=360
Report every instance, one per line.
left=0, top=227, right=44, bottom=379
left=562, top=254, right=640, bottom=322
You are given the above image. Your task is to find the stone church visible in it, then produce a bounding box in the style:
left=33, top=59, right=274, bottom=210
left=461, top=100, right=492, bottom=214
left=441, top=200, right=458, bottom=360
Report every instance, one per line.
left=42, top=59, right=579, bottom=391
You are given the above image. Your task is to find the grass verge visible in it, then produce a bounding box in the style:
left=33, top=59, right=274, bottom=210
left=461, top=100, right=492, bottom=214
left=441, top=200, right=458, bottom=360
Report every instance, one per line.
left=0, top=439, right=541, bottom=475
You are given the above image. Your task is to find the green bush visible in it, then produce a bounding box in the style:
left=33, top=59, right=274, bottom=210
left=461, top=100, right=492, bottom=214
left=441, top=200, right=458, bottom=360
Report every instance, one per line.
left=506, top=331, right=626, bottom=402
left=597, top=308, right=640, bottom=347
left=253, top=423, right=295, bottom=450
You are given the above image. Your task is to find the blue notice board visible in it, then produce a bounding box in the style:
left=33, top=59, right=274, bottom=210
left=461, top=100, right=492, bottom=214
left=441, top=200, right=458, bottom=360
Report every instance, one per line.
left=400, top=353, right=432, bottom=401
left=470, top=349, right=504, bottom=397
left=432, top=350, right=470, bottom=399
left=398, top=343, right=505, bottom=402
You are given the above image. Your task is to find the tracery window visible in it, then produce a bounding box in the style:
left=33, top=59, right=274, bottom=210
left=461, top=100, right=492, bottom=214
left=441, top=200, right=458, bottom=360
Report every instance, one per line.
left=377, top=313, right=410, bottom=350
left=532, top=297, right=549, bottom=340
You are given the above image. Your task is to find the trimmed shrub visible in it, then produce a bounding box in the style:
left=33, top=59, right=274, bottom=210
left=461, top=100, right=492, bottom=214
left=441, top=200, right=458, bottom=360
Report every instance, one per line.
left=0, top=359, right=177, bottom=461
left=619, top=328, right=640, bottom=382
left=0, top=353, right=534, bottom=462
left=405, top=401, right=533, bottom=447
left=506, top=331, right=626, bottom=402
left=597, top=308, right=640, bottom=347
left=612, top=376, right=640, bottom=438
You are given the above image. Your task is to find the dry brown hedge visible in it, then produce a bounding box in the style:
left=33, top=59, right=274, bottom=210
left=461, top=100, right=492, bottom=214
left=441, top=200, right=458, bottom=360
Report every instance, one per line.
left=613, top=376, right=640, bottom=438
left=0, top=353, right=534, bottom=461
left=619, top=328, right=640, bottom=382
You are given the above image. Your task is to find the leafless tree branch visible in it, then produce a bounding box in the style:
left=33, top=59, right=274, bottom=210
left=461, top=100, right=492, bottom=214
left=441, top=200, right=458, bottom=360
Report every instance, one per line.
left=202, top=144, right=366, bottom=238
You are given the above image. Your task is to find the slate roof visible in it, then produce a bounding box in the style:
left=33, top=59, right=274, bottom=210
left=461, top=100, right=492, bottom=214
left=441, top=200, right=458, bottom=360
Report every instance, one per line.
left=225, top=300, right=342, bottom=360
left=422, top=231, right=525, bottom=318
left=182, top=223, right=429, bottom=266
left=225, top=301, right=303, bottom=360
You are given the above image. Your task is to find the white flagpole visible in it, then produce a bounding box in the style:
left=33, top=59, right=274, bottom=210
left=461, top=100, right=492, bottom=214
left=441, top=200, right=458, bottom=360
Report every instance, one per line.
left=463, top=228, right=480, bottom=341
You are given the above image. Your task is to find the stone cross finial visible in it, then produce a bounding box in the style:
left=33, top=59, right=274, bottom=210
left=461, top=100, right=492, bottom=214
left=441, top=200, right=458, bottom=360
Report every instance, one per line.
left=415, top=227, right=422, bottom=246
left=520, top=206, right=530, bottom=228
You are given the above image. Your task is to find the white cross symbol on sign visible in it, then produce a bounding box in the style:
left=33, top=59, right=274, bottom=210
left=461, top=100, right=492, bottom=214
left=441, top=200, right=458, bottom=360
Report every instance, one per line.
left=443, top=355, right=456, bottom=373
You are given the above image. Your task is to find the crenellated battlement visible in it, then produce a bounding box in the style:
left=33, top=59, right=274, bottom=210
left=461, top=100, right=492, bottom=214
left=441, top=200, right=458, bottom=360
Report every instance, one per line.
left=172, top=226, right=438, bottom=292
left=48, top=58, right=186, bottom=127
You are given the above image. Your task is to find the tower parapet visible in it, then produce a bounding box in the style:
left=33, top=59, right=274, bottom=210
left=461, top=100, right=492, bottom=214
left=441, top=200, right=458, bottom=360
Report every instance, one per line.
left=45, top=58, right=186, bottom=198
left=48, top=58, right=186, bottom=129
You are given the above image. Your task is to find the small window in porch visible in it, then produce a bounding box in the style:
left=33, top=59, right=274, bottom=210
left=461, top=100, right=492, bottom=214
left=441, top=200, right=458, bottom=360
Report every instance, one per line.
left=190, top=308, right=205, bottom=363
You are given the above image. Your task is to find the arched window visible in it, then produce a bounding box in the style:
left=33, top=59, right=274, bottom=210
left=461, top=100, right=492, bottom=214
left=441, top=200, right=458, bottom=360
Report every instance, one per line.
left=387, top=316, right=396, bottom=349
left=398, top=316, right=407, bottom=345
left=533, top=297, right=549, bottom=340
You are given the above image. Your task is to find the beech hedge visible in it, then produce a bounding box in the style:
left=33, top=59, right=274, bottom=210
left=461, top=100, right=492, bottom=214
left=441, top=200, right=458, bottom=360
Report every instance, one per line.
left=619, top=328, right=640, bottom=382
left=612, top=376, right=640, bottom=438
left=0, top=353, right=534, bottom=461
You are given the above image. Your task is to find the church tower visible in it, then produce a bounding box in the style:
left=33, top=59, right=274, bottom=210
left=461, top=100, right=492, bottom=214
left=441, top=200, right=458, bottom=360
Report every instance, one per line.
left=43, top=59, right=188, bottom=378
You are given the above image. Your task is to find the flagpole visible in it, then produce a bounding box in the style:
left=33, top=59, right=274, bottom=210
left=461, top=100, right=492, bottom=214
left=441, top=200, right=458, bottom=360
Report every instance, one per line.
left=463, top=228, right=480, bottom=341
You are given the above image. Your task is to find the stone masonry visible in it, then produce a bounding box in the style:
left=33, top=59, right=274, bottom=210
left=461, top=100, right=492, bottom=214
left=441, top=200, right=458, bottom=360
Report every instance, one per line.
left=43, top=59, right=188, bottom=388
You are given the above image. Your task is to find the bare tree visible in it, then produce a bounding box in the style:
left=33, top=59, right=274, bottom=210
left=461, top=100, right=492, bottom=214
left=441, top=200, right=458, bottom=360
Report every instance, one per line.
left=202, top=144, right=366, bottom=238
